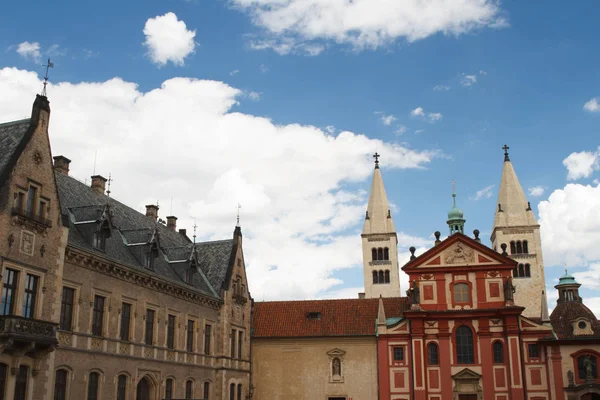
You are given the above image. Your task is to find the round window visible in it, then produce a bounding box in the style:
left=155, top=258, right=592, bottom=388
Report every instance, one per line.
left=578, top=321, right=587, bottom=329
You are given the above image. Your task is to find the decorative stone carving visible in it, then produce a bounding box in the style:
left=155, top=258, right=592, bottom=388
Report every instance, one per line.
left=58, top=332, right=72, bottom=346
left=91, top=338, right=102, bottom=349
left=444, top=242, right=475, bottom=264
left=20, top=231, right=35, bottom=256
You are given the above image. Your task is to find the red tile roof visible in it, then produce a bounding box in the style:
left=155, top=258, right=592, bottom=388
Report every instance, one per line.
left=252, top=297, right=407, bottom=338
left=550, top=301, right=600, bottom=340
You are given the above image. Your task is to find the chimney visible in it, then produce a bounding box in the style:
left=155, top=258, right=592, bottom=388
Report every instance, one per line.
left=358, top=292, right=365, bottom=299
left=145, top=204, right=159, bottom=221
left=166, top=216, right=177, bottom=231
left=91, top=175, right=107, bottom=195
left=53, top=156, right=71, bottom=175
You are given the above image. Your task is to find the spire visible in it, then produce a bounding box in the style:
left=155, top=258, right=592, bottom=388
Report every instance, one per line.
left=494, top=145, right=537, bottom=228
left=362, top=154, right=395, bottom=234
left=447, top=181, right=465, bottom=235
left=540, top=290, right=550, bottom=322
left=377, top=295, right=386, bottom=327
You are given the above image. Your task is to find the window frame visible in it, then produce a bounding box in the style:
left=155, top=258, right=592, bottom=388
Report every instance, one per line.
left=22, top=273, right=39, bottom=319
left=528, top=343, right=540, bottom=359
left=204, top=323, right=212, bottom=355
left=116, top=374, right=128, bottom=400
left=230, top=329, right=236, bottom=359
left=54, top=369, right=69, bottom=400
left=393, top=346, right=404, bottom=362
left=167, top=314, right=176, bottom=350
left=455, top=325, right=475, bottom=365
left=427, top=342, right=439, bottom=365
left=14, top=365, right=28, bottom=400
left=186, top=319, right=195, bottom=353
left=1, top=268, right=19, bottom=315
left=60, top=287, right=76, bottom=331
left=87, top=371, right=100, bottom=400
left=185, top=380, right=193, bottom=399
left=452, top=282, right=471, bottom=304
left=164, top=378, right=174, bottom=400
left=91, top=295, right=105, bottom=337
left=145, top=308, right=156, bottom=346
left=493, top=341, right=504, bottom=363
left=120, top=302, right=132, bottom=341
left=203, top=381, right=210, bottom=400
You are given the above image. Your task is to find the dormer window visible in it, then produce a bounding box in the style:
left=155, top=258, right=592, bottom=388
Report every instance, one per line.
left=144, top=252, right=155, bottom=270
left=93, top=228, right=107, bottom=251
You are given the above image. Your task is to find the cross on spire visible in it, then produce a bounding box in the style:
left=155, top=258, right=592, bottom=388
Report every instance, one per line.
left=106, top=173, right=113, bottom=197
left=502, top=144, right=510, bottom=162
left=373, top=152, right=380, bottom=169
left=41, top=58, right=54, bottom=97
left=236, top=203, right=242, bottom=227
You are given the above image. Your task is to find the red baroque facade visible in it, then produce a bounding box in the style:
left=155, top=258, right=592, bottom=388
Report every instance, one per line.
left=377, top=233, right=568, bottom=400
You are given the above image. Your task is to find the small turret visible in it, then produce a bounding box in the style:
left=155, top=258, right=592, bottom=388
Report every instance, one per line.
left=446, top=183, right=465, bottom=235
left=555, top=270, right=582, bottom=303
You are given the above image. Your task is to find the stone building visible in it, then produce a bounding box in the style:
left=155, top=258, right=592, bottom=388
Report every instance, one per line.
left=0, top=94, right=252, bottom=399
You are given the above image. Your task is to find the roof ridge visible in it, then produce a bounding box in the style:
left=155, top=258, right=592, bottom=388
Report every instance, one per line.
left=0, top=118, right=30, bottom=127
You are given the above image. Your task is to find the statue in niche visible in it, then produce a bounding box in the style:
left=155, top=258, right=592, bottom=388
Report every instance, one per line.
left=504, top=277, right=516, bottom=303
left=406, top=280, right=420, bottom=306
left=567, top=370, right=575, bottom=387
left=332, top=357, right=341, bottom=378
left=584, top=356, right=595, bottom=381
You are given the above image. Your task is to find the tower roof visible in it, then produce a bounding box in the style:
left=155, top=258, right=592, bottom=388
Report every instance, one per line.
left=362, top=156, right=395, bottom=235
left=556, top=270, right=580, bottom=287
left=494, top=145, right=537, bottom=228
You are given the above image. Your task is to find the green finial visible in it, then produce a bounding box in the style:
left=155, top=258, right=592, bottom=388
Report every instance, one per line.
left=447, top=180, right=465, bottom=235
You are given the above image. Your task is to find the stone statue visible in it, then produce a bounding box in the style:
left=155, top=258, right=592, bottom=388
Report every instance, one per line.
left=332, top=357, right=341, bottom=377
left=584, top=356, right=595, bottom=380
left=567, top=369, right=575, bottom=387
left=406, top=280, right=420, bottom=305
left=504, top=277, right=516, bottom=303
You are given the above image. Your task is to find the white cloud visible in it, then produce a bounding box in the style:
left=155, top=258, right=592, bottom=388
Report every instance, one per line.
left=248, top=37, right=325, bottom=56
left=259, top=64, right=269, bottom=73
left=230, top=70, right=240, bottom=76
left=573, top=263, right=600, bottom=290
left=585, top=297, right=600, bottom=318
left=16, top=41, right=41, bottom=62
left=410, top=107, right=442, bottom=123
left=414, top=129, right=425, bottom=135
left=0, top=67, right=439, bottom=301
left=471, top=184, right=494, bottom=201
left=233, top=0, right=507, bottom=53
left=433, top=85, right=450, bottom=91
left=584, top=97, right=600, bottom=112
left=375, top=112, right=396, bottom=126
left=143, top=12, right=196, bottom=66
left=247, top=91, right=261, bottom=101
left=528, top=186, right=545, bottom=197
left=46, top=44, right=66, bottom=57
left=563, top=148, right=599, bottom=180
left=395, top=125, right=407, bottom=135
left=461, top=74, right=477, bottom=87
left=539, top=183, right=600, bottom=267
left=479, top=70, right=487, bottom=75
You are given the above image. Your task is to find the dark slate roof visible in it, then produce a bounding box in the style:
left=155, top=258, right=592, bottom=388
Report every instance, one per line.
left=253, top=297, right=408, bottom=338
left=550, top=300, right=600, bottom=340
left=0, top=119, right=32, bottom=188
left=55, top=171, right=235, bottom=299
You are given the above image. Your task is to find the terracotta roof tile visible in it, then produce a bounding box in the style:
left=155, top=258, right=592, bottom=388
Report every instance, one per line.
left=550, top=301, right=600, bottom=340
left=253, top=297, right=407, bottom=338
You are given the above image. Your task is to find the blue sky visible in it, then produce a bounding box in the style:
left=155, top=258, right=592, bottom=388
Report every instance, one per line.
left=1, top=0, right=599, bottom=313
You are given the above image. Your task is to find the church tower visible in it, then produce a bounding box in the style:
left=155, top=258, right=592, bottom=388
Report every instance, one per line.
left=491, top=145, right=548, bottom=318
left=362, top=153, right=400, bottom=298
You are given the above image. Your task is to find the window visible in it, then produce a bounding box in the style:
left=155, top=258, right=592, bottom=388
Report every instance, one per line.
left=238, top=331, right=243, bottom=359
left=514, top=263, right=532, bottom=278
left=371, top=248, right=377, bottom=260
left=60, top=287, right=75, bottom=331
left=91, top=295, right=105, bottom=336
left=428, top=342, right=439, bottom=365
left=144, top=252, right=154, bottom=270
left=372, top=271, right=378, bottom=284
left=384, top=247, right=389, bottom=260
left=378, top=270, right=384, bottom=284
left=187, top=320, right=195, bottom=352
left=54, top=369, right=68, bottom=400
left=1, top=269, right=19, bottom=316
left=87, top=372, right=99, bottom=400
left=393, top=347, right=404, bottom=361
left=167, top=314, right=176, bottom=349
left=14, top=365, right=28, bottom=400
left=22, top=274, right=38, bottom=318
left=384, top=270, right=390, bottom=283
left=231, top=329, right=236, bottom=358
left=523, top=240, right=529, bottom=254
left=120, top=303, right=131, bottom=341
left=116, top=375, right=127, bottom=400
left=186, top=380, right=193, bottom=399
left=229, top=383, right=235, bottom=400
left=453, top=283, right=470, bottom=303
left=145, top=309, right=155, bottom=345
left=203, top=382, right=210, bottom=400
left=528, top=343, right=540, bottom=359
left=165, top=378, right=173, bottom=400
left=15, top=192, right=24, bottom=210
left=0, top=364, right=6, bottom=400
left=93, top=228, right=107, bottom=251
left=493, top=341, right=504, bottom=363
left=456, top=326, right=474, bottom=364
left=510, top=241, right=516, bottom=254
left=578, top=321, right=587, bottom=330
left=26, top=186, right=37, bottom=216
left=377, top=248, right=383, bottom=260
left=237, top=384, right=242, bottom=400
left=204, top=324, right=212, bottom=355
left=516, top=241, right=523, bottom=254
left=578, top=355, right=598, bottom=379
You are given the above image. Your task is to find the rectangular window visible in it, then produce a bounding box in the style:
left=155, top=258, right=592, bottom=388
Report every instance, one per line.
left=22, top=274, right=38, bottom=318
left=120, top=303, right=131, bottom=341
left=26, top=186, right=37, bottom=216
left=238, top=331, right=243, bottom=359
left=165, top=379, right=173, bottom=400
left=204, top=324, right=212, bottom=355
left=54, top=369, right=68, bottom=400
left=91, top=295, right=105, bottom=336
left=393, top=347, right=404, bottom=361
left=38, top=200, right=46, bottom=219
left=167, top=314, right=176, bottom=349
left=14, top=365, right=28, bottom=400
left=528, top=343, right=540, bottom=359
left=453, top=283, right=470, bottom=303
left=59, top=287, right=75, bottom=331
left=187, top=320, right=194, bottom=352
left=116, top=375, right=127, bottom=400
left=87, top=372, right=99, bottom=400
left=203, top=382, right=210, bottom=400
left=231, top=329, right=236, bottom=358
left=1, top=269, right=18, bottom=315
left=145, top=309, right=155, bottom=345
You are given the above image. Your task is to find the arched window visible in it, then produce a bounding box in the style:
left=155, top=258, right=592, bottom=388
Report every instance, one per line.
left=525, top=264, right=531, bottom=277
left=372, top=271, right=378, bottom=284
left=384, top=270, right=390, bottom=283
left=185, top=380, right=193, bottom=399
left=371, top=248, right=377, bottom=261
left=453, top=283, right=470, bottom=303
left=510, top=241, right=516, bottom=254
left=513, top=266, right=518, bottom=277
left=456, top=326, right=474, bottom=364
left=518, top=264, right=525, bottom=277
left=87, top=372, right=100, bottom=400
left=567, top=290, right=574, bottom=301
left=516, top=241, right=523, bottom=254
left=54, top=369, right=68, bottom=400
left=237, top=384, right=242, bottom=400
left=377, top=248, right=384, bottom=261
left=383, top=247, right=389, bottom=261
left=203, top=381, right=210, bottom=400
left=165, top=378, right=173, bottom=400
left=378, top=270, right=384, bottom=284
left=428, top=343, right=439, bottom=365
left=229, top=383, right=235, bottom=400
left=523, top=240, right=529, bottom=254
left=116, top=374, right=127, bottom=400
left=578, top=355, right=598, bottom=379
left=493, top=341, right=504, bottom=363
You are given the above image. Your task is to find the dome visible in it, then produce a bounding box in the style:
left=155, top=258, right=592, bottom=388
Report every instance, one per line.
left=557, top=271, right=579, bottom=286
left=447, top=194, right=464, bottom=219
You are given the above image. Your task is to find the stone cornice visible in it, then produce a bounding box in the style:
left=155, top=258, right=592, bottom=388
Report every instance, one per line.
left=65, top=246, right=222, bottom=310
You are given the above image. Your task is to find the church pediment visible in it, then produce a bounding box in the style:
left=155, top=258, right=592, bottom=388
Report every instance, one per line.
left=452, top=368, right=482, bottom=380
left=326, top=348, right=346, bottom=357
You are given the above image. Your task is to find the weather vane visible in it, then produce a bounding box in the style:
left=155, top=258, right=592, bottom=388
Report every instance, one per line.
left=41, top=58, right=54, bottom=97
left=236, top=203, right=242, bottom=227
